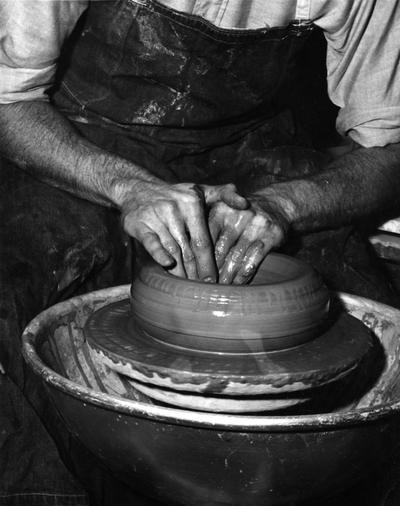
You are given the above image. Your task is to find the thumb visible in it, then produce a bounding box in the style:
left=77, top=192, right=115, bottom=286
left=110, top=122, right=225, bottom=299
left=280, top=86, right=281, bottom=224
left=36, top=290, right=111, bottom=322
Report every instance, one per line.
left=202, top=184, right=249, bottom=210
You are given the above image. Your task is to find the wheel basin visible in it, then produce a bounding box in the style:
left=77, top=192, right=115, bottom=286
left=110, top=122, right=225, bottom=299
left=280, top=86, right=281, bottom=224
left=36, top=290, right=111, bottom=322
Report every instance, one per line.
left=22, top=287, right=400, bottom=506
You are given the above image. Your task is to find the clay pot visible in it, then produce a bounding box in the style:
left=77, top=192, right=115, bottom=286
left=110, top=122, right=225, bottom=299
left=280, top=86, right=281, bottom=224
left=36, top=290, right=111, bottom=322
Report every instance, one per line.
left=130, top=253, right=330, bottom=353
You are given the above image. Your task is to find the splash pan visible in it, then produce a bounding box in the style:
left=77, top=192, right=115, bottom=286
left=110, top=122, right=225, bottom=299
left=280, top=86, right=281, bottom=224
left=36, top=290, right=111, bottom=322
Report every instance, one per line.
left=22, top=286, right=400, bottom=506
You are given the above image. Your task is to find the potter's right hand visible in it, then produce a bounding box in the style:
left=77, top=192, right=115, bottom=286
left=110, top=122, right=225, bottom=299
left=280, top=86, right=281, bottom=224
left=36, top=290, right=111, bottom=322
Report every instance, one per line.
left=120, top=181, right=248, bottom=282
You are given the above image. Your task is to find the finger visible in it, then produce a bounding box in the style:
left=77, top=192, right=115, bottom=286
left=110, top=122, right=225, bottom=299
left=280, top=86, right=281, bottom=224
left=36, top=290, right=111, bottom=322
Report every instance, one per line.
left=136, top=226, right=174, bottom=268
left=157, top=205, right=197, bottom=279
left=202, top=183, right=248, bottom=210
left=138, top=221, right=186, bottom=277
left=209, top=216, right=222, bottom=245
left=213, top=208, right=251, bottom=268
left=230, top=217, right=283, bottom=285
left=214, top=227, right=239, bottom=269
left=208, top=206, right=223, bottom=244
left=183, top=194, right=217, bottom=282
left=232, top=240, right=266, bottom=285
left=219, top=216, right=268, bottom=279
left=159, top=234, right=186, bottom=279
left=220, top=187, right=249, bottom=210
left=218, top=235, right=251, bottom=284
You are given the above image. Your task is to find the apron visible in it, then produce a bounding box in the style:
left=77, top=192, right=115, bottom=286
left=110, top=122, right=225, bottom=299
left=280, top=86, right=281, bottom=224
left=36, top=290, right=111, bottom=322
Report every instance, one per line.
left=2, top=1, right=398, bottom=505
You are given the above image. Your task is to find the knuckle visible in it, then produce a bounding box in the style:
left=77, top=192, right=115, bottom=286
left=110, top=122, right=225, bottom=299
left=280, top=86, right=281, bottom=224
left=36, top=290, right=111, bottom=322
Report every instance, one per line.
left=243, top=261, right=258, bottom=275
left=182, top=251, right=196, bottom=263
left=185, top=193, right=201, bottom=206
left=184, top=186, right=204, bottom=205
left=191, top=237, right=211, bottom=251
left=176, top=182, right=192, bottom=192
left=137, top=205, right=154, bottom=221
left=222, top=183, right=237, bottom=193
left=221, top=228, right=237, bottom=244
left=213, top=201, right=225, bottom=210
left=215, top=238, right=228, bottom=255
left=142, top=230, right=157, bottom=241
left=164, top=200, right=178, bottom=213
left=164, top=241, right=180, bottom=256
left=125, top=221, right=143, bottom=239
left=230, top=249, right=243, bottom=263
left=143, top=238, right=160, bottom=252
left=253, top=214, right=269, bottom=229
left=251, top=239, right=265, bottom=251
left=139, top=202, right=153, bottom=212
left=210, top=201, right=229, bottom=216
left=173, top=183, right=186, bottom=190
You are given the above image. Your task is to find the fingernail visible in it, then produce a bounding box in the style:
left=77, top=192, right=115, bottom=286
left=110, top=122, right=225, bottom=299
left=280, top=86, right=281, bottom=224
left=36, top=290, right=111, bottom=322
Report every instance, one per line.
left=203, top=277, right=214, bottom=283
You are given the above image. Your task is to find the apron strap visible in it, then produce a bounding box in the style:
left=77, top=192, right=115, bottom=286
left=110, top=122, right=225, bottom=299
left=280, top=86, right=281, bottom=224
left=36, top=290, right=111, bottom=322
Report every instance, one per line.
left=295, top=0, right=312, bottom=21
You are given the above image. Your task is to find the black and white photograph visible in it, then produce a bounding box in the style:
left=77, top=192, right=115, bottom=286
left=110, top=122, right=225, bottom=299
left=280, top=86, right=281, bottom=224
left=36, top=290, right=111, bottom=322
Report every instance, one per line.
left=1, top=1, right=400, bottom=505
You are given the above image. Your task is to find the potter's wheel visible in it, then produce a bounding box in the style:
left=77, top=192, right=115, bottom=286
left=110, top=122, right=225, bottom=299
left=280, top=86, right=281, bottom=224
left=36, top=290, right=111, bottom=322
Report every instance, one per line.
left=85, top=299, right=372, bottom=395
left=83, top=254, right=374, bottom=413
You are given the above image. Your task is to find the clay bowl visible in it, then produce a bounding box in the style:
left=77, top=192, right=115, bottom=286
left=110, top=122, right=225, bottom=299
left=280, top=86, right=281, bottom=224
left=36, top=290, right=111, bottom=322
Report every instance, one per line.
left=22, top=286, right=400, bottom=506
left=131, top=253, right=330, bottom=353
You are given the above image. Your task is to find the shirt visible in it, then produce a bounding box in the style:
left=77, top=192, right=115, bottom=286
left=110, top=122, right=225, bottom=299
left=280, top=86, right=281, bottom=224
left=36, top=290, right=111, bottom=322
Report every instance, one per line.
left=0, top=0, right=399, bottom=148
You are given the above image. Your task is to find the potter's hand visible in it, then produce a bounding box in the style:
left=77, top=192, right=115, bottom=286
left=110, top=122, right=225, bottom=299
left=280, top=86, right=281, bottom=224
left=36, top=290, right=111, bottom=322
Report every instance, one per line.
left=121, top=182, right=248, bottom=281
left=209, top=195, right=290, bottom=284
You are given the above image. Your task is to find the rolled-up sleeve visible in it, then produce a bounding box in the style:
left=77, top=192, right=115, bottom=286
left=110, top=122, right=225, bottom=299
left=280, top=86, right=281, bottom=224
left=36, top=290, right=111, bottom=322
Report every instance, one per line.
left=0, top=0, right=88, bottom=104
left=321, top=0, right=400, bottom=148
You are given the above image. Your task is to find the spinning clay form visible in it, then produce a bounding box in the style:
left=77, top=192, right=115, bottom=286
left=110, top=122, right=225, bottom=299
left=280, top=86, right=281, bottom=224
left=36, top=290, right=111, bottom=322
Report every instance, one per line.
left=84, top=254, right=373, bottom=413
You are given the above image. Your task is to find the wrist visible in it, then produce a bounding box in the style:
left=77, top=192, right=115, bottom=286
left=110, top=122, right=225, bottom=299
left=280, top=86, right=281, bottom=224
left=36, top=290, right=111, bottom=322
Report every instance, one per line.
left=108, top=171, right=164, bottom=210
left=251, top=184, right=298, bottom=226
left=109, top=177, right=141, bottom=209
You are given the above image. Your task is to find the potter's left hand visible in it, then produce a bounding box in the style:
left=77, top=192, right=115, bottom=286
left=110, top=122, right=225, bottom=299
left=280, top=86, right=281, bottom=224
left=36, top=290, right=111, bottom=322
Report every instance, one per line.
left=209, top=195, right=290, bottom=284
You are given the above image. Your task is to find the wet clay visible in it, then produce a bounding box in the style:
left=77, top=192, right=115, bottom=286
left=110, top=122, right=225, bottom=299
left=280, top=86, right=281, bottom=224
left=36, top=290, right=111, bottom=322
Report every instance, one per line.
left=83, top=254, right=374, bottom=412
left=131, top=253, right=330, bottom=353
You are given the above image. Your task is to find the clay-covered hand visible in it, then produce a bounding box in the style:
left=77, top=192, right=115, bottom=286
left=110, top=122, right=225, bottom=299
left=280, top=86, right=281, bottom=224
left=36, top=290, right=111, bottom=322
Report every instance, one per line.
left=209, top=195, right=290, bottom=284
left=121, top=181, right=248, bottom=282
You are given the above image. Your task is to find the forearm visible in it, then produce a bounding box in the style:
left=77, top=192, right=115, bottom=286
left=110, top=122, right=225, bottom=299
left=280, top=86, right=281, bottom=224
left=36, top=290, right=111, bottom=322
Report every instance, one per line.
left=0, top=101, right=251, bottom=280
left=0, top=101, right=163, bottom=208
left=254, top=143, right=400, bottom=232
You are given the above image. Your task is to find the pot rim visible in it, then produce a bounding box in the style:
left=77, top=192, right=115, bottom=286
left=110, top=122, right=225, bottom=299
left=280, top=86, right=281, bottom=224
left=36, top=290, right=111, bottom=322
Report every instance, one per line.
left=138, top=252, right=321, bottom=293
left=21, top=285, right=400, bottom=432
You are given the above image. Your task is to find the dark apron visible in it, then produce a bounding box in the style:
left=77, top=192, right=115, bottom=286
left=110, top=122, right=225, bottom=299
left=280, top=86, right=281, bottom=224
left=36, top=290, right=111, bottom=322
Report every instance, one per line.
left=54, top=0, right=314, bottom=182
left=2, top=1, right=398, bottom=506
